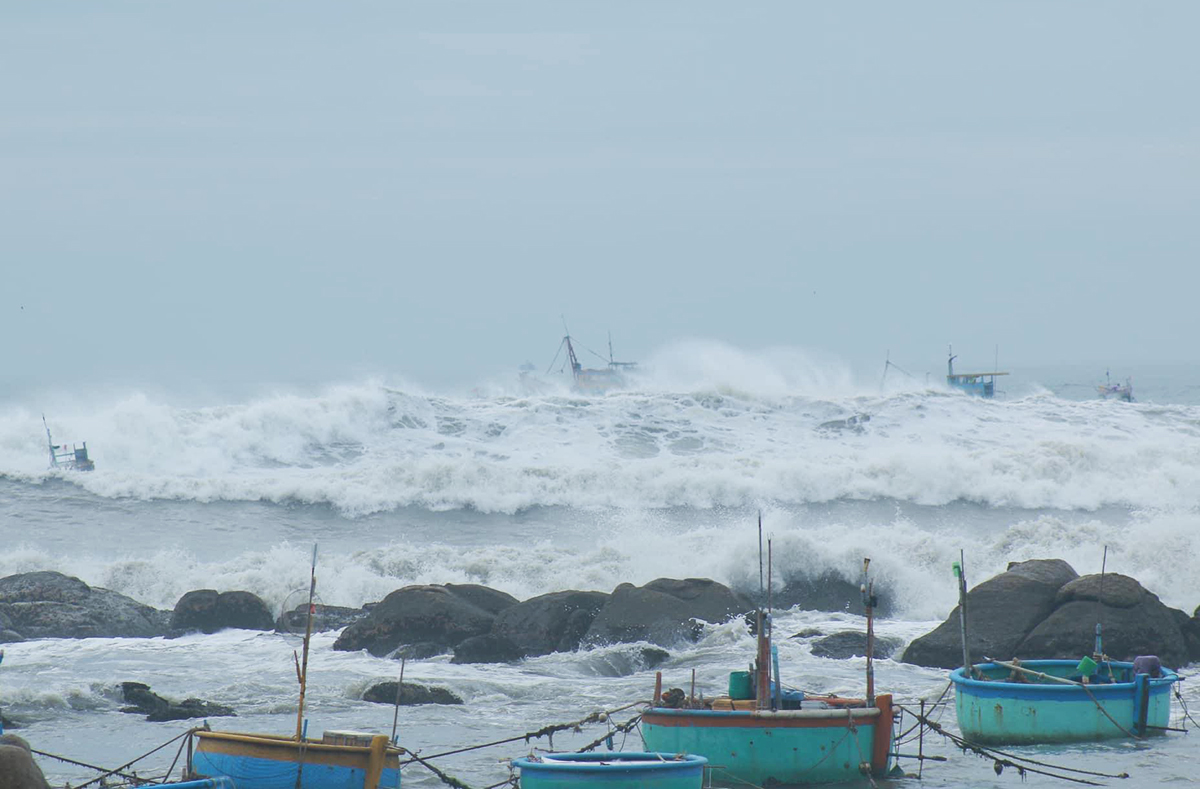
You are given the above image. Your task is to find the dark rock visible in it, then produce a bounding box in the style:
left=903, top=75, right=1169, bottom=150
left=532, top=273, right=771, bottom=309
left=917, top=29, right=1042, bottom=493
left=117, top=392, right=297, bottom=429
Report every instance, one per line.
left=789, top=629, right=824, bottom=639
left=171, top=590, right=274, bottom=634
left=810, top=631, right=904, bottom=660
left=0, top=630, right=23, bottom=644
left=119, top=682, right=235, bottom=722
left=901, top=559, right=1079, bottom=669
left=1018, top=574, right=1190, bottom=668
left=491, top=590, right=609, bottom=657
left=394, top=642, right=449, bottom=660
left=583, top=579, right=750, bottom=648
left=0, top=712, right=18, bottom=730
left=333, top=585, right=497, bottom=656
left=1184, top=609, right=1200, bottom=663
left=362, top=682, right=463, bottom=706
left=0, top=572, right=169, bottom=640
left=0, top=733, right=50, bottom=789
left=774, top=571, right=893, bottom=616
left=276, top=603, right=368, bottom=634
left=451, top=634, right=523, bottom=664
left=641, top=647, right=671, bottom=669
left=442, top=584, right=519, bottom=616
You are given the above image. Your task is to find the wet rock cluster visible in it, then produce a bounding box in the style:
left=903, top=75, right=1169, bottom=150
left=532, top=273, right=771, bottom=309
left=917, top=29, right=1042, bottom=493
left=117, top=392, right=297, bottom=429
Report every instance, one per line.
left=901, top=559, right=1200, bottom=669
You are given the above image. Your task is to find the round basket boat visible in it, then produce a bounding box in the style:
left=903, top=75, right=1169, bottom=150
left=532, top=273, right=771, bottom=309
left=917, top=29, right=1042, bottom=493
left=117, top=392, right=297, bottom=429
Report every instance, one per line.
left=512, top=751, right=707, bottom=789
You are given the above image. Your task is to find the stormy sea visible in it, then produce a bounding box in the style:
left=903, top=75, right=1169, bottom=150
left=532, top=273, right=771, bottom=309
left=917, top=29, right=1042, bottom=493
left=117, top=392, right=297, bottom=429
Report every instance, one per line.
left=2, top=355, right=1199, bottom=788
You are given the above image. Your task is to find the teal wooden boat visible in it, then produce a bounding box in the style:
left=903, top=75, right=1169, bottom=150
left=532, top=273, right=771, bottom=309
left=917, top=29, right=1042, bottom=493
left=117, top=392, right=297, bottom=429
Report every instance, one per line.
left=512, top=752, right=706, bottom=789
left=951, top=658, right=1181, bottom=745
left=643, top=556, right=895, bottom=786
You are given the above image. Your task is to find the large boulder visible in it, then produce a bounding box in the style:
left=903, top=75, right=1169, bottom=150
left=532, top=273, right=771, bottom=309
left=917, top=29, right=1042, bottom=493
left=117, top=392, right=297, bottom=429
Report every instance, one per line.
left=583, top=578, right=751, bottom=647
left=901, top=559, right=1079, bottom=669
left=451, top=634, right=523, bottom=664
left=442, top=584, right=519, bottom=615
left=276, top=603, right=370, bottom=634
left=362, top=682, right=463, bottom=706
left=1018, top=574, right=1190, bottom=668
left=1185, top=605, right=1200, bottom=664
left=774, top=571, right=893, bottom=616
left=119, top=682, right=236, bottom=722
left=491, top=590, right=609, bottom=657
left=333, top=585, right=498, bottom=656
left=0, top=734, right=50, bottom=789
left=810, top=631, right=904, bottom=660
left=171, top=590, right=274, bottom=634
left=0, top=572, right=169, bottom=640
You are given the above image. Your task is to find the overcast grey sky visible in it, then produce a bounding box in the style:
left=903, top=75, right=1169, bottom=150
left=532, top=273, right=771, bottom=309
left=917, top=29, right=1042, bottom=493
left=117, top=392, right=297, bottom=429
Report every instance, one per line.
left=3, top=2, right=1198, bottom=393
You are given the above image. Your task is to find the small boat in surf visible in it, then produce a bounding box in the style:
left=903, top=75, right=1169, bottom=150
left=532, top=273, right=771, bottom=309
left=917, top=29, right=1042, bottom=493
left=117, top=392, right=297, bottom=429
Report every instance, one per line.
left=547, top=329, right=637, bottom=394
left=512, top=752, right=707, bottom=789
left=1097, top=370, right=1135, bottom=402
left=186, top=547, right=403, bottom=789
left=951, top=657, right=1180, bottom=745
left=641, top=551, right=896, bottom=786
left=946, top=346, right=1007, bottom=398
left=947, top=550, right=1179, bottom=745
left=43, top=415, right=94, bottom=471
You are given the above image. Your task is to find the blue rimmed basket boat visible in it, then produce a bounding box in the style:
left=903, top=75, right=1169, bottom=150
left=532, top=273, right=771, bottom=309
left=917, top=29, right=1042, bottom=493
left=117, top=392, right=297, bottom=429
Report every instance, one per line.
left=950, top=659, right=1181, bottom=745
left=512, top=752, right=706, bottom=789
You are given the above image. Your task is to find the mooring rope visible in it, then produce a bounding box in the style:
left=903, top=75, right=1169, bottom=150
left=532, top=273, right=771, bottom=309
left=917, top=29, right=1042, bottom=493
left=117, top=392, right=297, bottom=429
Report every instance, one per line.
left=32, top=727, right=200, bottom=788
left=896, top=704, right=1129, bottom=785
left=399, top=700, right=647, bottom=765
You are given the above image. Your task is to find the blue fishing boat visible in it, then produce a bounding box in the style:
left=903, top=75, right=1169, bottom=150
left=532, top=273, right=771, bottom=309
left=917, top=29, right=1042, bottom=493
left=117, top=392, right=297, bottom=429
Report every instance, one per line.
left=192, top=730, right=400, bottom=789
left=188, top=547, right=402, bottom=788
left=946, top=347, right=1007, bottom=398
left=43, top=415, right=94, bottom=471
left=641, top=556, right=896, bottom=786
left=512, top=752, right=706, bottom=789
left=950, top=658, right=1180, bottom=745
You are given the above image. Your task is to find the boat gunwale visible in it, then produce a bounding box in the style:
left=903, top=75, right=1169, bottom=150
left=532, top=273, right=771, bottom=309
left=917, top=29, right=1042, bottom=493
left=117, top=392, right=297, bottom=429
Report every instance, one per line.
left=950, top=660, right=1181, bottom=696
left=195, top=729, right=403, bottom=757
left=512, top=752, right=707, bottom=773
left=644, top=706, right=881, bottom=721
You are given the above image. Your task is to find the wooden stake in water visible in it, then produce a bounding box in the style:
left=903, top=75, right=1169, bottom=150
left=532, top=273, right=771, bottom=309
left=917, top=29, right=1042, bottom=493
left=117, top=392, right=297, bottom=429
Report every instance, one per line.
left=955, top=550, right=971, bottom=678
left=390, top=658, right=406, bottom=743
left=862, top=557, right=875, bottom=706
left=294, top=544, right=318, bottom=741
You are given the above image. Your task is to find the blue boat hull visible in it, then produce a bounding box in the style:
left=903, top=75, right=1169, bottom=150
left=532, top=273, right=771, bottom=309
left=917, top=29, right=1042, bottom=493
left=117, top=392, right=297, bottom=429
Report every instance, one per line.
left=192, top=731, right=400, bottom=789
left=513, top=752, right=706, bottom=789
left=641, top=697, right=894, bottom=786
left=951, top=660, right=1180, bottom=745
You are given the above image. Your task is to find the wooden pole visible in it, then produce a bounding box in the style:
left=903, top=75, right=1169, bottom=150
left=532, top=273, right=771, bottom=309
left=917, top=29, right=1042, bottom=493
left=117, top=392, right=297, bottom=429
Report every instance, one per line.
left=294, top=544, right=318, bottom=740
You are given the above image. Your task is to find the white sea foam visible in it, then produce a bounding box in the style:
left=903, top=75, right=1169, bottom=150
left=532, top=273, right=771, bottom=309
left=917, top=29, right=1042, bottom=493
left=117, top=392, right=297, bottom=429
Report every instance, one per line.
left=3, top=367, right=1200, bottom=516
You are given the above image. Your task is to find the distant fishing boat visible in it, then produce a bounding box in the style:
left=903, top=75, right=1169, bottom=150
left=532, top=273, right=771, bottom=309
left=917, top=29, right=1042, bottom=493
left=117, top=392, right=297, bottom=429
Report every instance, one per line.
left=946, top=346, right=1007, bottom=398
left=547, top=329, right=637, bottom=394
left=187, top=547, right=403, bottom=789
left=1097, top=370, right=1134, bottom=402
left=641, top=551, right=896, bottom=786
left=950, top=658, right=1180, bottom=745
left=43, top=415, right=94, bottom=471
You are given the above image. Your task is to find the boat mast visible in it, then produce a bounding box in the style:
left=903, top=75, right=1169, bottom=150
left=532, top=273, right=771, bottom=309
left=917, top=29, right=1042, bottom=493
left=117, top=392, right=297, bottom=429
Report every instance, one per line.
left=954, top=550, right=971, bottom=678
left=42, top=415, right=56, bottom=468
left=861, top=558, right=875, bottom=706
left=294, top=544, right=318, bottom=740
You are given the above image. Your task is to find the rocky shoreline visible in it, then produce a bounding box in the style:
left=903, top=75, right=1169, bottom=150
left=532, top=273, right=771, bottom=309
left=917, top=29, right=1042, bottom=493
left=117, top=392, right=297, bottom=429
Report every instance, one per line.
left=2, top=561, right=1197, bottom=721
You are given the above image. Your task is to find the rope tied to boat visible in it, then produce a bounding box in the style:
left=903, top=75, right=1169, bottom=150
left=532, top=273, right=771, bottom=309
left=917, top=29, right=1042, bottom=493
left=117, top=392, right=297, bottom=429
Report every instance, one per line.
left=896, top=704, right=1129, bottom=785
left=31, top=726, right=204, bottom=788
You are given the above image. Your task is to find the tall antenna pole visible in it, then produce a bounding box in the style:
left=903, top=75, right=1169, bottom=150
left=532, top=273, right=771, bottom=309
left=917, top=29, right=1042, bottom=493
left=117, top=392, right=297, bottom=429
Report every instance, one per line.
left=862, top=557, right=875, bottom=706
left=1095, top=545, right=1108, bottom=658
left=757, top=511, right=764, bottom=598
left=294, top=544, right=318, bottom=740
left=955, top=550, right=971, bottom=678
